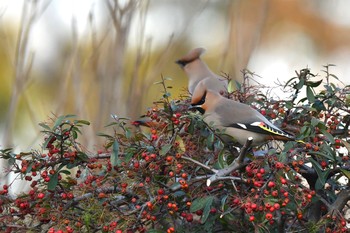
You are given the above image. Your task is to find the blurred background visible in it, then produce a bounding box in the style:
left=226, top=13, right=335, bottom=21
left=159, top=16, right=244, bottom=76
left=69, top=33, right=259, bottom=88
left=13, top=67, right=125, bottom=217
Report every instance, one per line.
left=1, top=0, right=350, bottom=156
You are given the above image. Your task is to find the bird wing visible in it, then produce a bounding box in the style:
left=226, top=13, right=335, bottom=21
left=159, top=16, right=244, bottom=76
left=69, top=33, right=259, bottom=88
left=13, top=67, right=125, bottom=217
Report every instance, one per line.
left=229, top=121, right=294, bottom=139
left=213, top=99, right=295, bottom=140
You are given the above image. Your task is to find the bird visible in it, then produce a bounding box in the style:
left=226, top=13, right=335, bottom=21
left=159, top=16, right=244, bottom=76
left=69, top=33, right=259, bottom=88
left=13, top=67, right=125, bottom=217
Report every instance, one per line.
left=191, top=82, right=300, bottom=146
left=175, top=48, right=228, bottom=96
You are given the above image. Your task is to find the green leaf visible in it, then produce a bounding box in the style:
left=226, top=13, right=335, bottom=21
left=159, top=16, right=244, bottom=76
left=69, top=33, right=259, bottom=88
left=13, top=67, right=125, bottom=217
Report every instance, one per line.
left=329, top=74, right=339, bottom=81
left=39, top=122, right=51, bottom=131
left=295, top=78, right=305, bottom=90
left=235, top=80, right=242, bottom=91
left=72, top=130, right=78, bottom=139
left=190, top=196, right=214, bottom=213
left=227, top=80, right=236, bottom=93
left=123, top=151, right=134, bottom=164
left=217, top=150, right=227, bottom=169
left=65, top=114, right=77, bottom=118
left=220, top=195, right=229, bottom=213
left=160, top=144, right=172, bottom=156
left=72, top=126, right=82, bottom=135
left=342, top=140, right=350, bottom=152
left=104, top=122, right=118, bottom=127
left=285, top=101, right=293, bottom=109
left=311, top=117, right=320, bottom=127
left=308, top=151, right=334, bottom=162
left=299, top=126, right=311, bottom=138
left=284, top=77, right=297, bottom=89
left=309, top=158, right=329, bottom=190
left=298, top=97, right=307, bottom=104
left=111, top=140, right=120, bottom=167
left=60, top=170, right=71, bottom=175
left=282, top=142, right=295, bottom=153
left=340, top=169, right=350, bottom=179
left=277, top=152, right=288, bottom=164
left=125, top=128, right=132, bottom=139
left=206, top=132, right=214, bottom=150
left=96, top=133, right=114, bottom=139
left=321, top=143, right=337, bottom=162
left=201, top=196, right=214, bottom=223
left=320, top=128, right=335, bottom=144
left=77, top=152, right=89, bottom=161
left=175, top=136, right=185, bottom=152
left=187, top=119, right=195, bottom=134
left=306, top=86, right=315, bottom=103
left=74, top=120, right=90, bottom=125
left=48, top=173, right=59, bottom=191
left=312, top=100, right=326, bottom=111
left=53, top=115, right=67, bottom=129
left=306, top=80, right=323, bottom=87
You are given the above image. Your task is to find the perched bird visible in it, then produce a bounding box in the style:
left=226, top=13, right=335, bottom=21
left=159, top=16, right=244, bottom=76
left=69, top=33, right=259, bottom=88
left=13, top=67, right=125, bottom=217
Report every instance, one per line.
left=175, top=48, right=228, bottom=95
left=191, top=83, right=299, bottom=146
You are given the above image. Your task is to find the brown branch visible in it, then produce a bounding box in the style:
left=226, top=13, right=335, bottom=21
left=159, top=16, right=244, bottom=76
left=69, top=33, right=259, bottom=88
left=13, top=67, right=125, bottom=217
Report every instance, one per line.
left=207, top=137, right=253, bottom=186
left=328, top=189, right=350, bottom=213
left=63, top=186, right=138, bottom=211
left=181, top=155, right=218, bottom=173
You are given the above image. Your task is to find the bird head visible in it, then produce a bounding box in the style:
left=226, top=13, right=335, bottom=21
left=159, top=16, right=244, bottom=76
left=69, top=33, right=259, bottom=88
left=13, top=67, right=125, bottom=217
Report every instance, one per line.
left=175, top=47, right=206, bottom=68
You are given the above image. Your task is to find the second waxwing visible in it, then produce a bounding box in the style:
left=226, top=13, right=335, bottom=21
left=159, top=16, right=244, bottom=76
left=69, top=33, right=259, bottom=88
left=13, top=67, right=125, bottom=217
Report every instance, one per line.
left=175, top=48, right=228, bottom=95
left=191, top=82, right=299, bottom=146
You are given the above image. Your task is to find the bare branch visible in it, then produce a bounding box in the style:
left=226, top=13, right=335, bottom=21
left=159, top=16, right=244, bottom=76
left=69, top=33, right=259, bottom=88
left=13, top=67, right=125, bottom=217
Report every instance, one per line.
left=181, top=155, right=217, bottom=173
left=329, top=189, right=350, bottom=213
left=207, top=137, right=253, bottom=186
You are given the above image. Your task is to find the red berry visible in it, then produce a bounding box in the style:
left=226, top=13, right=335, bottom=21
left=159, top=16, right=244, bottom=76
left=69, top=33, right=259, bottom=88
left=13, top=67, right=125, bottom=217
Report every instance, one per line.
left=273, top=203, right=280, bottom=210
left=268, top=181, right=275, bottom=188
left=280, top=178, right=287, bottom=185
left=157, top=189, right=164, bottom=195
left=186, top=213, right=193, bottom=222
left=166, top=156, right=173, bottom=163
left=275, top=162, right=284, bottom=169
left=265, top=213, right=273, bottom=220
left=271, top=190, right=278, bottom=197
left=251, top=203, right=257, bottom=210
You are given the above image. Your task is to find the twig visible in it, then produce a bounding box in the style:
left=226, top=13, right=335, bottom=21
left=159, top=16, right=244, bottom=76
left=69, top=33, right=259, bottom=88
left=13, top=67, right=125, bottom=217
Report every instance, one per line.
left=63, top=186, right=138, bottom=210
left=181, top=155, right=217, bottom=173
left=207, top=137, right=253, bottom=186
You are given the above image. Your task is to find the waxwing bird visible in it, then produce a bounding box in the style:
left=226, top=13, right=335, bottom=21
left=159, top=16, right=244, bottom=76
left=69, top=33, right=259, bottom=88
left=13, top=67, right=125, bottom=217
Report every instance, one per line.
left=175, top=48, right=228, bottom=95
left=191, top=86, right=299, bottom=146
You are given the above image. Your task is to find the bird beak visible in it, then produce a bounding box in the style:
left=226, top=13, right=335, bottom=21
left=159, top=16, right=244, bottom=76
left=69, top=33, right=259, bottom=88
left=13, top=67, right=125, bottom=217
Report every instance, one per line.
left=188, top=105, right=205, bottom=114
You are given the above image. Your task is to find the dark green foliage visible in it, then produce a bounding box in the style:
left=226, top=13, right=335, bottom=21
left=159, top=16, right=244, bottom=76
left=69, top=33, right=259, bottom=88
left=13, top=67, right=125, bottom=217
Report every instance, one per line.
left=0, top=66, right=349, bottom=233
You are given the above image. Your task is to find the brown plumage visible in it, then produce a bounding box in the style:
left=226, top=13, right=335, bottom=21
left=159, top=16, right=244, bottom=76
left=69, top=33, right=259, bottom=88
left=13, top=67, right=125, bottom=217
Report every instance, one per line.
left=191, top=84, right=298, bottom=146
left=176, top=48, right=228, bottom=95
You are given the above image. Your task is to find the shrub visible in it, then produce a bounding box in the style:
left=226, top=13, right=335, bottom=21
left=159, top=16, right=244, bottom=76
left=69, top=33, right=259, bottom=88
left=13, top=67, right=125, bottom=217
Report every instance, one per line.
left=0, top=66, right=349, bottom=233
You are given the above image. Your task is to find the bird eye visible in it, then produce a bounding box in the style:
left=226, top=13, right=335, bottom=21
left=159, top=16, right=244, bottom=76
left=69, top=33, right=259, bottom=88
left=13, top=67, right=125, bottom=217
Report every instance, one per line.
left=175, top=60, right=187, bottom=67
